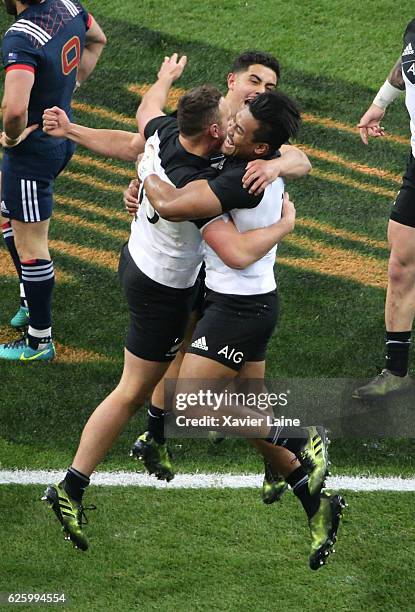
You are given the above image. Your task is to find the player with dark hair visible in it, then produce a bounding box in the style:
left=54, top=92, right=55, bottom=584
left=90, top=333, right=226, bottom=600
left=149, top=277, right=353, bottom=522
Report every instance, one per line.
left=42, top=49, right=310, bottom=501
left=0, top=0, right=106, bottom=361
left=229, top=50, right=280, bottom=79
left=41, top=57, right=313, bottom=555
left=136, top=91, right=343, bottom=569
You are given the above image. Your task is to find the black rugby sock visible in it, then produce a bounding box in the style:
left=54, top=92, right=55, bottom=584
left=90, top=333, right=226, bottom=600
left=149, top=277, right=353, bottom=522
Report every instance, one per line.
left=148, top=404, right=166, bottom=444
left=21, top=258, right=54, bottom=346
left=286, top=466, right=320, bottom=519
left=63, top=467, right=90, bottom=503
left=385, top=331, right=411, bottom=376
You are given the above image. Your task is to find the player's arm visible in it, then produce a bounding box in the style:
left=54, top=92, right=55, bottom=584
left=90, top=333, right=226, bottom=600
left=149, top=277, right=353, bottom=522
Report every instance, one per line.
left=242, top=144, right=311, bottom=194
left=202, top=192, right=295, bottom=269
left=42, top=106, right=144, bottom=161
left=139, top=143, right=260, bottom=220
left=143, top=175, right=222, bottom=220
left=358, top=56, right=404, bottom=145
left=1, top=68, right=34, bottom=143
left=136, top=53, right=187, bottom=135
left=76, top=16, right=107, bottom=85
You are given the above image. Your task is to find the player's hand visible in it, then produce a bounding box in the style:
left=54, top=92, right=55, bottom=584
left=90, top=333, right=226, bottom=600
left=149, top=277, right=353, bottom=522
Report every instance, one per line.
left=124, top=178, right=140, bottom=216
left=358, top=104, right=386, bottom=144
left=157, top=53, right=187, bottom=83
left=280, top=192, right=296, bottom=233
left=242, top=158, right=279, bottom=195
left=138, top=143, right=156, bottom=183
left=42, top=106, right=70, bottom=138
left=0, top=124, right=38, bottom=147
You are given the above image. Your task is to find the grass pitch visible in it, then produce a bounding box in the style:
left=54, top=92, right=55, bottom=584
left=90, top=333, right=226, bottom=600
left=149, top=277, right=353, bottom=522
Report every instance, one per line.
left=1, top=1, right=415, bottom=609
left=1, top=486, right=415, bottom=611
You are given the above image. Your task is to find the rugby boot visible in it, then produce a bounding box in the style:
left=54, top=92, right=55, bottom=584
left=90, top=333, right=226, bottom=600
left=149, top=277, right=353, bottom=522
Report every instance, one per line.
left=353, top=369, right=413, bottom=400
left=42, top=482, right=95, bottom=551
left=261, top=460, right=288, bottom=504
left=130, top=431, right=174, bottom=482
left=0, top=335, right=55, bottom=361
left=309, top=491, right=347, bottom=570
left=296, top=426, right=329, bottom=495
left=10, top=305, right=29, bottom=329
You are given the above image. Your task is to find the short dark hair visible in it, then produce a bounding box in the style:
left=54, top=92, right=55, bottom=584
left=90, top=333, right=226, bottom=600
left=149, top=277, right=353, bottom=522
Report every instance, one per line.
left=249, top=90, right=301, bottom=152
left=230, top=51, right=280, bottom=81
left=177, top=85, right=222, bottom=137
left=21, top=1, right=43, bottom=4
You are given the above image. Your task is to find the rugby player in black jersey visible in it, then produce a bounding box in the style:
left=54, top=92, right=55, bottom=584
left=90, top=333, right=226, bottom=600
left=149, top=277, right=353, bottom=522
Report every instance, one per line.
left=354, top=21, right=415, bottom=400
left=135, top=88, right=344, bottom=570
left=42, top=51, right=311, bottom=502
left=41, top=57, right=305, bottom=554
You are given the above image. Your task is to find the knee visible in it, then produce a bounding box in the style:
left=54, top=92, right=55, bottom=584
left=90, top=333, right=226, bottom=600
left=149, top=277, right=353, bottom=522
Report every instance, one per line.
left=113, top=383, right=149, bottom=411
left=388, top=254, right=415, bottom=285
left=11, top=224, right=50, bottom=261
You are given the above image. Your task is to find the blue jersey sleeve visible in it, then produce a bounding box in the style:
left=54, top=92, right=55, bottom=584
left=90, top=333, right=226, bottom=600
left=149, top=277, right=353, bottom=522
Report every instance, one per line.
left=2, top=33, right=39, bottom=72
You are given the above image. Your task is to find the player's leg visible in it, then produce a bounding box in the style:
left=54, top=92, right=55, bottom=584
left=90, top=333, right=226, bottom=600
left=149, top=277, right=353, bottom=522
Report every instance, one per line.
left=177, top=348, right=343, bottom=569
left=237, top=360, right=290, bottom=504
left=1, top=165, right=30, bottom=328
left=354, top=170, right=415, bottom=398
left=182, top=295, right=329, bottom=487
left=239, top=366, right=344, bottom=570
left=131, top=271, right=205, bottom=477
left=42, top=244, right=197, bottom=549
left=1, top=211, right=29, bottom=325
left=1, top=164, right=30, bottom=326
left=0, top=159, right=57, bottom=360
left=134, top=310, right=198, bottom=436
left=12, top=217, right=55, bottom=354
left=43, top=350, right=170, bottom=550
left=72, top=352, right=169, bottom=477
left=131, top=312, right=197, bottom=480
left=239, top=361, right=326, bottom=519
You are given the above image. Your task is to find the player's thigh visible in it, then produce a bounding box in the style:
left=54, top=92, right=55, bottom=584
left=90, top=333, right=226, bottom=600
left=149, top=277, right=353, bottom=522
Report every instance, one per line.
left=238, top=360, right=266, bottom=380
left=117, top=348, right=170, bottom=404
left=118, top=243, right=197, bottom=363
left=187, top=292, right=278, bottom=373
left=11, top=218, right=50, bottom=259
left=0, top=153, right=61, bottom=225
left=389, top=157, right=415, bottom=264
left=179, top=352, right=237, bottom=380
left=151, top=308, right=202, bottom=409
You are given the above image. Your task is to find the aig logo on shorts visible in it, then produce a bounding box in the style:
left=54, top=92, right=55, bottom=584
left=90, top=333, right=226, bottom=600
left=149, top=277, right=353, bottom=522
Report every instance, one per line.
left=218, top=345, right=244, bottom=364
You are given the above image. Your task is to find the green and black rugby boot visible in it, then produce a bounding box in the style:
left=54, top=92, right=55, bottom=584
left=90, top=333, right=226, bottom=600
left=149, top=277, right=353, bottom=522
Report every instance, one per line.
left=297, top=426, right=329, bottom=496
left=309, top=491, right=347, bottom=570
left=42, top=482, right=94, bottom=551
left=261, top=461, right=288, bottom=504
left=130, top=431, right=174, bottom=482
left=353, top=369, right=413, bottom=400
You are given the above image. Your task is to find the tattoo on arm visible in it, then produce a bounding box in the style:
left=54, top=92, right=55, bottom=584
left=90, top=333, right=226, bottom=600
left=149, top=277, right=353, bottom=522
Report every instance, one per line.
left=388, top=57, right=404, bottom=90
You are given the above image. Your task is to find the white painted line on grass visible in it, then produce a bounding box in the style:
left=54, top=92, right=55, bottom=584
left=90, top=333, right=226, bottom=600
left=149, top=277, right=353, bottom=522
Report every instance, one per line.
left=0, top=470, right=415, bottom=491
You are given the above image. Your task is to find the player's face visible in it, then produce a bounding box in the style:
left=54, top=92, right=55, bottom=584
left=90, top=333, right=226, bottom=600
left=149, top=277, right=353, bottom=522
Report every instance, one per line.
left=218, top=97, right=231, bottom=140
left=208, top=97, right=231, bottom=150
left=227, top=64, right=278, bottom=107
left=222, top=106, right=268, bottom=160
left=2, top=0, right=17, bottom=16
